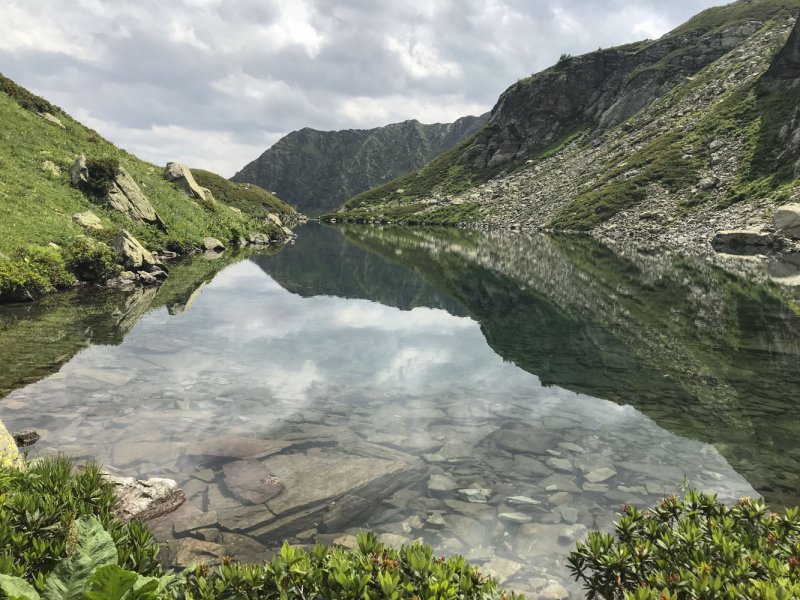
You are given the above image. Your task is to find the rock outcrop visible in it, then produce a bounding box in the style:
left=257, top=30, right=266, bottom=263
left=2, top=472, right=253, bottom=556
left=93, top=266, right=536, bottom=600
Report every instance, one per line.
left=111, top=230, right=157, bottom=271
left=72, top=211, right=103, bottom=230
left=103, top=472, right=185, bottom=523
left=70, top=154, right=89, bottom=187
left=232, top=114, right=489, bottom=217
left=773, top=203, right=800, bottom=238
left=106, top=167, right=168, bottom=232
left=165, top=162, right=207, bottom=200
left=202, top=237, right=225, bottom=252
left=711, top=229, right=783, bottom=248
left=762, top=10, right=800, bottom=89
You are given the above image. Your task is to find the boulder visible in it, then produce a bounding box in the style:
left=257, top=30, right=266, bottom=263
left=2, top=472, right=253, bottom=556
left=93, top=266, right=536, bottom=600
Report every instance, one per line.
left=772, top=203, right=800, bottom=239
left=711, top=229, right=782, bottom=248
left=282, top=227, right=296, bottom=238
left=200, top=188, right=216, bottom=204
left=70, top=154, right=89, bottom=187
left=11, top=429, right=39, bottom=447
left=72, top=211, right=103, bottom=230
left=41, top=112, right=65, bottom=128
left=103, top=472, right=185, bottom=523
left=164, top=162, right=206, bottom=199
left=202, top=237, right=225, bottom=252
left=267, top=213, right=282, bottom=227
left=230, top=206, right=242, bottom=215
left=106, top=167, right=167, bottom=232
left=698, top=176, right=719, bottom=190
left=249, top=233, right=272, bottom=245
left=0, top=419, right=23, bottom=470
left=111, top=230, right=157, bottom=271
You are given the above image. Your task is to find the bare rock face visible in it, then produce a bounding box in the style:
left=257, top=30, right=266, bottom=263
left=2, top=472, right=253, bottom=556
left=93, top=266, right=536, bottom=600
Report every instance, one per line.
left=164, top=162, right=206, bottom=200
left=762, top=12, right=800, bottom=90
left=70, top=154, right=89, bottom=187
left=106, top=167, right=167, bottom=232
left=103, top=472, right=185, bottom=523
left=72, top=211, right=103, bottom=230
left=773, top=203, right=800, bottom=239
left=111, top=230, right=157, bottom=271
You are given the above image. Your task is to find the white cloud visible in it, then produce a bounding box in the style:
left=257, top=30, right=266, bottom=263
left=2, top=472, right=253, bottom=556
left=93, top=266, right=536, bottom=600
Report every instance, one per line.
left=0, top=3, right=94, bottom=56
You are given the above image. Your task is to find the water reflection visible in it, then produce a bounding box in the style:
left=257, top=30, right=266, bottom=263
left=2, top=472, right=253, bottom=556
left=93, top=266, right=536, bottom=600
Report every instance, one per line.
left=1, top=223, right=798, bottom=599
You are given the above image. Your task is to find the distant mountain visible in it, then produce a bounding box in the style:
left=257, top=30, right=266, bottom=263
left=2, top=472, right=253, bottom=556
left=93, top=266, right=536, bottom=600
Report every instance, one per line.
left=231, top=115, right=489, bottom=217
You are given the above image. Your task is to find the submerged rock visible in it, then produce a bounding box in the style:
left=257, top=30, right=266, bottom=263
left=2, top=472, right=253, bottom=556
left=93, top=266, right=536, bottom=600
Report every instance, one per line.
left=102, top=472, right=185, bottom=523
left=11, top=429, right=39, bottom=447
left=222, top=459, right=284, bottom=504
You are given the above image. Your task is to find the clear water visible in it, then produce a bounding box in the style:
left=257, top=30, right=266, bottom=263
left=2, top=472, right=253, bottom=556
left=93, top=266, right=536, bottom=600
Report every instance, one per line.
left=3, top=223, right=800, bottom=600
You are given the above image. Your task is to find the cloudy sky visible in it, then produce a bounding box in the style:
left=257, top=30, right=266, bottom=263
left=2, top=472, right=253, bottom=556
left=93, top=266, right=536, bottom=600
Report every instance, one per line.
left=0, top=0, right=722, bottom=176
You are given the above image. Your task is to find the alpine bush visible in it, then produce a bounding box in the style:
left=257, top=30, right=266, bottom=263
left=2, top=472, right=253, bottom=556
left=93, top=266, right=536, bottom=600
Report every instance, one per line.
left=62, top=238, right=122, bottom=282
left=568, top=490, right=800, bottom=600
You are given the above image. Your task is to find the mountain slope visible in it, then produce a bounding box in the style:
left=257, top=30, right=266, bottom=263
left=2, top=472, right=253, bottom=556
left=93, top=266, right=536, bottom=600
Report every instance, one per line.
left=327, top=0, right=800, bottom=249
left=0, top=73, right=288, bottom=257
left=231, top=114, right=489, bottom=217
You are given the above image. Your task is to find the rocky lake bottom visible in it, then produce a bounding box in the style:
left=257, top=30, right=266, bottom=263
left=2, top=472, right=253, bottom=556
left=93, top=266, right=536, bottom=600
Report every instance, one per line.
left=2, top=222, right=800, bottom=600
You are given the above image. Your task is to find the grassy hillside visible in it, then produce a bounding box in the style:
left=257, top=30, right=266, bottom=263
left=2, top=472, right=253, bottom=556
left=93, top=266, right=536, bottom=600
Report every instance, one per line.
left=0, top=73, right=286, bottom=257
left=190, top=169, right=296, bottom=218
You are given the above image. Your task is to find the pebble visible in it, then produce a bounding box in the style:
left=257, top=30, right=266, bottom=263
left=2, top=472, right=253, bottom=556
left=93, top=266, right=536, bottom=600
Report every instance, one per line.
left=507, top=496, right=541, bottom=506
left=499, top=512, right=533, bottom=524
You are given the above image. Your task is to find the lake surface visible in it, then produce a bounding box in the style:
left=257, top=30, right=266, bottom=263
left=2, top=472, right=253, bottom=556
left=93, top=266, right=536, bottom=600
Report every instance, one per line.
left=3, top=223, right=800, bottom=600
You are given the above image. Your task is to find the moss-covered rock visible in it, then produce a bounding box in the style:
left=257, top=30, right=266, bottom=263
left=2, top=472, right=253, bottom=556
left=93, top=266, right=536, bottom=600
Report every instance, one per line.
left=0, top=419, right=22, bottom=470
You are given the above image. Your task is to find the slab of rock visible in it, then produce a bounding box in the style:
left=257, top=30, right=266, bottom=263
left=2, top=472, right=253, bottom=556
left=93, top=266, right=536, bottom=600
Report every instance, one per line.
left=428, top=474, right=459, bottom=492
left=559, top=523, right=589, bottom=543
left=508, top=496, right=541, bottom=506
left=102, top=472, right=185, bottom=522
left=426, top=513, right=446, bottom=528
left=249, top=233, right=272, bottom=245
left=378, top=533, right=411, bottom=549
left=112, top=230, right=157, bottom=271
left=222, top=459, right=284, bottom=504
left=73, top=211, right=103, bottom=230
left=515, top=523, right=564, bottom=559
left=773, top=204, right=800, bottom=239
left=711, top=229, right=781, bottom=248
left=482, top=557, right=522, bottom=585
left=263, top=453, right=406, bottom=516
left=202, top=237, right=225, bottom=252
left=105, top=167, right=167, bottom=232
left=546, top=457, right=573, bottom=472
left=499, top=512, right=532, bottom=524
left=164, top=162, right=206, bottom=199
left=322, top=494, right=376, bottom=530
left=186, top=436, right=291, bottom=460
left=172, top=539, right=226, bottom=568
left=445, top=514, right=485, bottom=547
left=267, top=213, right=282, bottom=227
left=70, top=154, right=89, bottom=187
left=584, top=467, right=617, bottom=483
left=217, top=504, right=276, bottom=532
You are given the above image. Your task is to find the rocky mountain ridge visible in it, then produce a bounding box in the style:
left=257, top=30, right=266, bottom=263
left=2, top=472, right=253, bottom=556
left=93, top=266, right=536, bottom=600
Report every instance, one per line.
left=329, top=1, right=800, bottom=253
left=232, top=115, right=488, bottom=217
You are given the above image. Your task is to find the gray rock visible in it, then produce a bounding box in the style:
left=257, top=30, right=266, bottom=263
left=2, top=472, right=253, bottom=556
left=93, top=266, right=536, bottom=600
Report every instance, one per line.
left=171, top=538, right=226, bottom=568
left=72, top=211, right=103, bottom=230
left=772, top=204, right=800, bottom=239
left=428, top=474, right=459, bottom=492
left=267, top=213, right=282, bottom=227
left=106, top=168, right=167, bottom=232
left=41, top=112, right=65, bottom=128
left=458, top=488, right=491, bottom=503
left=584, top=467, right=617, bottom=483
left=545, top=457, right=573, bottom=472
left=164, top=162, right=206, bottom=199
left=185, top=435, right=290, bottom=460
left=217, top=504, right=276, bottom=531
left=111, top=230, right=157, bottom=272
left=507, top=496, right=541, bottom=506
left=249, top=233, right=272, bottom=245
left=481, top=557, right=522, bottom=585
left=138, top=271, right=157, bottom=285
left=199, top=188, right=216, bottom=204
left=446, top=514, right=486, bottom=547
left=202, top=237, right=226, bottom=252
left=560, top=507, right=579, bottom=524
left=712, top=229, right=781, bottom=248
left=11, top=429, right=39, bottom=447
left=70, top=154, right=89, bottom=187
left=102, top=472, right=185, bottom=523
left=582, top=482, right=610, bottom=492
left=222, top=459, right=284, bottom=504
left=698, top=177, right=719, bottom=190
left=323, top=495, right=376, bottom=530
left=499, top=512, right=533, bottom=524
left=425, top=513, right=446, bottom=528
left=559, top=523, right=588, bottom=543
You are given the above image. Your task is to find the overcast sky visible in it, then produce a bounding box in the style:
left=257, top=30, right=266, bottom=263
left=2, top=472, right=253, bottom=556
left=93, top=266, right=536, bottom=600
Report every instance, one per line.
left=0, top=0, right=723, bottom=177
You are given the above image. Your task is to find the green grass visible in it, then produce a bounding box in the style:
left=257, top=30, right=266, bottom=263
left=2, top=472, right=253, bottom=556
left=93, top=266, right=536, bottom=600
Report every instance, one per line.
left=191, top=168, right=295, bottom=218
left=666, top=0, right=800, bottom=39
left=0, top=73, right=287, bottom=257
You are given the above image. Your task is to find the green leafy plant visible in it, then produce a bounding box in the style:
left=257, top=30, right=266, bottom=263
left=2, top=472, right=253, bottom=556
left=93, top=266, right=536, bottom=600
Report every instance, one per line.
left=61, top=239, right=122, bottom=282
left=11, top=247, right=77, bottom=290
left=179, top=531, right=520, bottom=600
left=568, top=490, right=800, bottom=600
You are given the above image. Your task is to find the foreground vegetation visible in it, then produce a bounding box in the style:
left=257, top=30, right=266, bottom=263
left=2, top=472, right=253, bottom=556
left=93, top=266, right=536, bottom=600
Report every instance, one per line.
left=1, top=456, right=799, bottom=600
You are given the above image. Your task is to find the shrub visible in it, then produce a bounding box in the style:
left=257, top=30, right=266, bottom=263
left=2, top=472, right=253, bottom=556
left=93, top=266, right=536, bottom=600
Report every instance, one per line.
left=166, top=237, right=196, bottom=255
left=62, top=238, right=122, bottom=282
left=0, top=260, right=52, bottom=303
left=0, top=456, right=161, bottom=592
left=568, top=490, right=800, bottom=600
left=11, top=246, right=77, bottom=290
left=181, top=532, right=521, bottom=600
left=84, top=157, right=121, bottom=198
